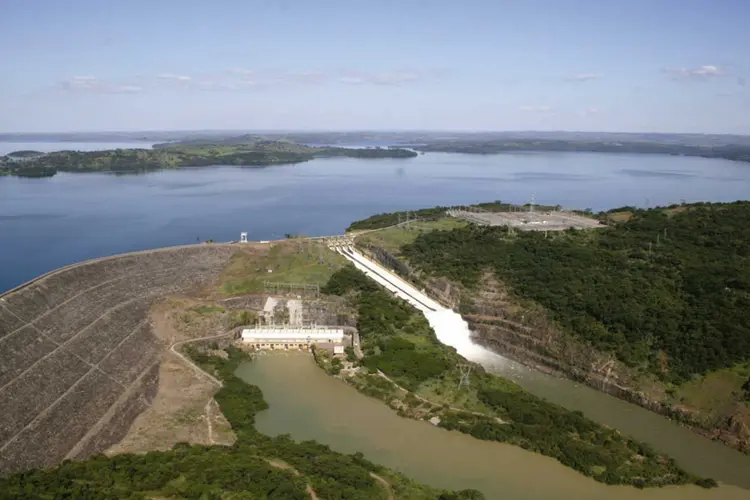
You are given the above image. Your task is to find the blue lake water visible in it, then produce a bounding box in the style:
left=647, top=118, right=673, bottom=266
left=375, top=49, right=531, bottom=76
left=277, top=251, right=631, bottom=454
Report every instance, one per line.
left=1, top=142, right=749, bottom=292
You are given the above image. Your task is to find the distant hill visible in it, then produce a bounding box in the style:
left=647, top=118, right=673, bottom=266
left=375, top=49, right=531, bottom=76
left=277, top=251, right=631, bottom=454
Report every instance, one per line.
left=416, top=138, right=750, bottom=163
left=6, top=150, right=43, bottom=158
left=4, top=130, right=749, bottom=147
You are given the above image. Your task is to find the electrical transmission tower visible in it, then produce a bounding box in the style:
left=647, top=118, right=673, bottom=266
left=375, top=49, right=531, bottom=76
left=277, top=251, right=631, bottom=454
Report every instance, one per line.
left=458, top=363, right=472, bottom=390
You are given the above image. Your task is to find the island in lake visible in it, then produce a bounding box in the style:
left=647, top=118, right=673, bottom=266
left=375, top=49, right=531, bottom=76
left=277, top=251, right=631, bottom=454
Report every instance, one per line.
left=0, top=136, right=417, bottom=178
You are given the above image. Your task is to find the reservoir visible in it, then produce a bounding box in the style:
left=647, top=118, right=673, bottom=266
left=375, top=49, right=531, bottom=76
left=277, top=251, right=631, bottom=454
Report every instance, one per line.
left=238, top=353, right=750, bottom=500
left=2, top=145, right=749, bottom=293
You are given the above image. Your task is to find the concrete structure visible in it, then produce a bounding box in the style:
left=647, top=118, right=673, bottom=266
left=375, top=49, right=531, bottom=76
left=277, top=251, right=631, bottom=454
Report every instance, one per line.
left=241, top=326, right=348, bottom=352
left=327, top=240, right=441, bottom=313
left=240, top=232, right=248, bottom=243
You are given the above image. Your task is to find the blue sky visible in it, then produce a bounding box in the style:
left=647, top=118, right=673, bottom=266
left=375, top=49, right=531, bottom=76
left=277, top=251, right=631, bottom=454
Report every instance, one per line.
left=2, top=0, right=748, bottom=133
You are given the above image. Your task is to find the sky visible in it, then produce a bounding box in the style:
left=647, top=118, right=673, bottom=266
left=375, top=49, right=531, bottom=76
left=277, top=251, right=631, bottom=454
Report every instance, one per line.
left=1, top=0, right=749, bottom=134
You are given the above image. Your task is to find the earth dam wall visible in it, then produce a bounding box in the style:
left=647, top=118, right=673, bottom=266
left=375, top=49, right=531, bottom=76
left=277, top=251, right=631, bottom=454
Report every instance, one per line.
left=0, top=244, right=236, bottom=475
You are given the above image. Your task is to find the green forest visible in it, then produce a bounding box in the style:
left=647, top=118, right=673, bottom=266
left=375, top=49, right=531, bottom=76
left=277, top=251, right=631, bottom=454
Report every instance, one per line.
left=0, top=140, right=417, bottom=178
left=400, top=202, right=750, bottom=383
left=0, top=346, right=480, bottom=499
left=322, top=266, right=711, bottom=487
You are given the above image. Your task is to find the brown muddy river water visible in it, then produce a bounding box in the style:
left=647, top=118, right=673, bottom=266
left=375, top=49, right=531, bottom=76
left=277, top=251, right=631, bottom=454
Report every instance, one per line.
left=236, top=353, right=750, bottom=500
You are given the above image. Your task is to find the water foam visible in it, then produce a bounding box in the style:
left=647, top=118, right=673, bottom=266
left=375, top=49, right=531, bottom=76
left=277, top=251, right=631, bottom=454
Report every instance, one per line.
left=425, top=308, right=511, bottom=371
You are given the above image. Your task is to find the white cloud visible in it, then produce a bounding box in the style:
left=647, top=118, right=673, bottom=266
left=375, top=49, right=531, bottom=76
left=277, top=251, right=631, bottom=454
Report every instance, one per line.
left=581, top=107, right=601, bottom=116
left=272, top=71, right=325, bottom=85
left=566, top=73, right=600, bottom=81
left=60, top=76, right=143, bottom=94
left=113, top=85, right=144, bottom=93
left=196, top=81, right=240, bottom=91
left=157, top=73, right=192, bottom=82
left=338, top=70, right=423, bottom=86
left=519, top=105, right=552, bottom=112
left=56, top=66, right=437, bottom=95
left=227, top=68, right=254, bottom=76
left=223, top=69, right=325, bottom=86
left=339, top=76, right=366, bottom=85
left=665, top=65, right=725, bottom=80
left=64, top=76, right=100, bottom=90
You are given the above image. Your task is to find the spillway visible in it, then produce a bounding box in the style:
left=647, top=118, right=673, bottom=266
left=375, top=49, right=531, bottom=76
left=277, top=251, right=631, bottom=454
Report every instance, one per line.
left=334, top=246, right=512, bottom=369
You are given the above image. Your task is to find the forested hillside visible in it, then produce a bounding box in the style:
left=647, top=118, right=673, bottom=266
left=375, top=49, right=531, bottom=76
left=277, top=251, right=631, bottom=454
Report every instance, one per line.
left=401, top=202, right=750, bottom=383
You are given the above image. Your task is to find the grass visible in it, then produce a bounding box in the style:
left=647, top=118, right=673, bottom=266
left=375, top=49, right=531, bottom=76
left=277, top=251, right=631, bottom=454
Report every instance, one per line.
left=218, top=241, right=347, bottom=296
left=190, top=305, right=225, bottom=315
left=358, top=217, right=468, bottom=254
left=674, top=362, right=750, bottom=420
left=602, top=211, right=633, bottom=223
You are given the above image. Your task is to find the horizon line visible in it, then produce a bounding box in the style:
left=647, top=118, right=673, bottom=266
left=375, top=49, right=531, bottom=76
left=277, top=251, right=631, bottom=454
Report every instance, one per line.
left=1, top=129, right=749, bottom=138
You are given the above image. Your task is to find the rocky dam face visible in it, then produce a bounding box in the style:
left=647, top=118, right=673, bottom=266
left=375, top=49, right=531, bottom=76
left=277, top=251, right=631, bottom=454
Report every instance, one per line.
left=0, top=244, right=236, bottom=475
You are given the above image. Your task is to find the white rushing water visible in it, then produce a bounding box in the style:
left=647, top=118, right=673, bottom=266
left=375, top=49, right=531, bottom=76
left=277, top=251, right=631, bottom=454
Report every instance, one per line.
left=337, top=247, right=521, bottom=374
left=425, top=308, right=513, bottom=371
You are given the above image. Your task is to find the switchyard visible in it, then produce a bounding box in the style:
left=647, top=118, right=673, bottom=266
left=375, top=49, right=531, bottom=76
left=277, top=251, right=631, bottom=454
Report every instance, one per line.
left=447, top=206, right=602, bottom=231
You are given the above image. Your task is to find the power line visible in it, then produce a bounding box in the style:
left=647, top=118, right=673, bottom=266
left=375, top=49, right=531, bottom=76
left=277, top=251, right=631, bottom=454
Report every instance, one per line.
left=458, top=363, right=472, bottom=390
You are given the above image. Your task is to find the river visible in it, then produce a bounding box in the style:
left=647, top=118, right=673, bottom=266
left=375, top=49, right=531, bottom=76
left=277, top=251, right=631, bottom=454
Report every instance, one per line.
left=237, top=353, right=749, bottom=500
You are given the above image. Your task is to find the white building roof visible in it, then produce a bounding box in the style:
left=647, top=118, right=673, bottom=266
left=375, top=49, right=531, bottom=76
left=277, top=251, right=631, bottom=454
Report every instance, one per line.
left=241, top=327, right=345, bottom=341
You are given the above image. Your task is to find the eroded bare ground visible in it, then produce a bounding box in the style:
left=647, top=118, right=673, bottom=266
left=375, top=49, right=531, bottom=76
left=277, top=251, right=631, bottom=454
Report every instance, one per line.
left=106, top=298, right=236, bottom=455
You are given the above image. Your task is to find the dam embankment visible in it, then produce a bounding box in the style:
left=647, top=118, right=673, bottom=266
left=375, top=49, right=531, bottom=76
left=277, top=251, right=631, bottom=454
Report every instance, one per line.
left=0, top=244, right=236, bottom=475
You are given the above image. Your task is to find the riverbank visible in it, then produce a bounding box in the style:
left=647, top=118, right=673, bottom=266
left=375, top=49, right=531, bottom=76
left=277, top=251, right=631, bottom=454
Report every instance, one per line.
left=469, top=318, right=750, bottom=455
left=316, top=265, right=713, bottom=488
left=0, top=344, right=479, bottom=499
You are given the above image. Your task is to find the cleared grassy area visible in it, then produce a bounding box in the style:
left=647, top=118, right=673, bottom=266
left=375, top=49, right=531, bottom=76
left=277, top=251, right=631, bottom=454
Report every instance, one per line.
left=357, top=217, right=468, bottom=254
left=675, top=363, right=750, bottom=420
left=218, top=241, right=347, bottom=296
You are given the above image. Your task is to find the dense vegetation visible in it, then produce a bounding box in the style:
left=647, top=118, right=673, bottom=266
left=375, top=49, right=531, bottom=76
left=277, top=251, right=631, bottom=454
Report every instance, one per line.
left=347, top=206, right=452, bottom=231
left=440, top=385, right=715, bottom=488
left=323, top=266, right=452, bottom=391
left=417, top=138, right=750, bottom=163
left=401, top=202, right=750, bottom=382
left=323, top=266, right=711, bottom=487
left=322, top=146, right=417, bottom=158
left=0, top=345, right=479, bottom=499
left=0, top=139, right=417, bottom=178
left=6, top=150, right=43, bottom=158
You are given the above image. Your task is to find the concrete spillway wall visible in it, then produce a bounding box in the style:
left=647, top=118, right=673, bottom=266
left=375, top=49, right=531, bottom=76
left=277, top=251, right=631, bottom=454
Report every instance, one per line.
left=0, top=244, right=237, bottom=475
